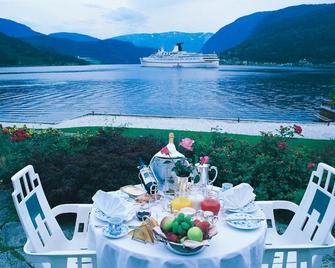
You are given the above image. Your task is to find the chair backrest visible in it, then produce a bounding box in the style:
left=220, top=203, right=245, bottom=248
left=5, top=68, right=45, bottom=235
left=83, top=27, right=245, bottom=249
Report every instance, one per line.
left=11, top=165, right=67, bottom=253
left=285, top=163, right=335, bottom=244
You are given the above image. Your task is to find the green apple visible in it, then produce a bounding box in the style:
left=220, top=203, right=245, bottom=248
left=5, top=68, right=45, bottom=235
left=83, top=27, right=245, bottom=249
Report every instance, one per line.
left=187, top=226, right=203, bottom=242
left=160, top=216, right=174, bottom=232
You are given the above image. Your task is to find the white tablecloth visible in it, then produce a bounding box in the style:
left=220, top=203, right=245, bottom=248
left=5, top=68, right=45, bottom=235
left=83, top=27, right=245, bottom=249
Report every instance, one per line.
left=88, top=198, right=266, bottom=268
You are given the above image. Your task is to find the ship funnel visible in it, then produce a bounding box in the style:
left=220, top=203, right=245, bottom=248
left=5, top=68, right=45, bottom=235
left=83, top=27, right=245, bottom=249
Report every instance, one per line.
left=172, top=42, right=183, bottom=53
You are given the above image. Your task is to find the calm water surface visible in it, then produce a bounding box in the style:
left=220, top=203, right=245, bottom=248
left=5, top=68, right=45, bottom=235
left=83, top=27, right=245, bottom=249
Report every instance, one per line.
left=0, top=65, right=334, bottom=123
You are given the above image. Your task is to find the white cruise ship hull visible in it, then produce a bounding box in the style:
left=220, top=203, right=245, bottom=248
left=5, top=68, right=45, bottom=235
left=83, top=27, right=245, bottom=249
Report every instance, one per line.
left=140, top=58, right=219, bottom=68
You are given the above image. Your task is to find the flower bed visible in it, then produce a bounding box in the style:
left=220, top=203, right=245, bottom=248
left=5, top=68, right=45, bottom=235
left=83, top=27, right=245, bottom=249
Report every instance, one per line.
left=0, top=125, right=335, bottom=206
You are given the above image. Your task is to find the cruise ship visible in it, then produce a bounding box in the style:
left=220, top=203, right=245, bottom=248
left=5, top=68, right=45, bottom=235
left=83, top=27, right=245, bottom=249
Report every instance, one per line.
left=140, top=43, right=219, bottom=68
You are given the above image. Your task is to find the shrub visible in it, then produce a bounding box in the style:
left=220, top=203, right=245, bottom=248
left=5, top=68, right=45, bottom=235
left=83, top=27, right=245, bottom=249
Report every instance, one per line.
left=1, top=126, right=335, bottom=206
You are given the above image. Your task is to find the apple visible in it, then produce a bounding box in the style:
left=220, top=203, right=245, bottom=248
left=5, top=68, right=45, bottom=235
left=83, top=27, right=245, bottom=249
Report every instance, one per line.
left=166, top=232, right=179, bottom=243
left=197, top=221, right=210, bottom=235
left=187, top=226, right=203, bottom=242
left=160, top=216, right=174, bottom=233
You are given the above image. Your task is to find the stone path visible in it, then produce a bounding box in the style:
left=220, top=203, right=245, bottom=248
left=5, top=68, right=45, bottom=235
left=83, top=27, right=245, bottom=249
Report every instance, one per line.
left=0, top=191, right=31, bottom=267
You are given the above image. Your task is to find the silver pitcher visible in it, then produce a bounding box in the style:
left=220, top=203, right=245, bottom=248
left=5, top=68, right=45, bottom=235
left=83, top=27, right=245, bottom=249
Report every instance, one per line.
left=195, top=163, right=218, bottom=187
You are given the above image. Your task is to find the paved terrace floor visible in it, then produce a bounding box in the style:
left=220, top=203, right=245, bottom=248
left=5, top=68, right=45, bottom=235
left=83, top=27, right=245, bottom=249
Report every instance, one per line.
left=1, top=114, right=335, bottom=140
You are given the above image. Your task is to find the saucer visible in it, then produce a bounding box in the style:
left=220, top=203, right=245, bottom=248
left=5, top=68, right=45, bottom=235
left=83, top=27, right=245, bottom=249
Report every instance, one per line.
left=103, top=225, right=129, bottom=239
left=227, top=202, right=257, bottom=213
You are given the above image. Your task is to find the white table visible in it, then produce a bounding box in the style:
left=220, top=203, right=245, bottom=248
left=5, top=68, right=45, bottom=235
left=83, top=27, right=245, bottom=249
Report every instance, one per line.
left=88, top=197, right=267, bottom=268
left=88, top=186, right=267, bottom=268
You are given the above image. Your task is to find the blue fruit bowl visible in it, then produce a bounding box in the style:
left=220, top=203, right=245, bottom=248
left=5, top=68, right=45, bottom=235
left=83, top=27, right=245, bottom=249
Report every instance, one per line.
left=165, top=241, right=206, bottom=255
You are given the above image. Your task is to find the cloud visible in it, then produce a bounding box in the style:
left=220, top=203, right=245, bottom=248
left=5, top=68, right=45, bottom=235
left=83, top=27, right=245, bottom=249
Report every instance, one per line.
left=105, top=7, right=146, bottom=25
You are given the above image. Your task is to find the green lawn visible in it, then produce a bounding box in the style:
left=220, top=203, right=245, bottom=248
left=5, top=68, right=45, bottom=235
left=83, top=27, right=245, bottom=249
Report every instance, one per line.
left=59, top=126, right=333, bottom=150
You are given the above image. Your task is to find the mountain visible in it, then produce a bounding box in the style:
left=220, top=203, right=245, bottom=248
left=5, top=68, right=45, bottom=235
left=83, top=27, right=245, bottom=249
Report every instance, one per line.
left=22, top=35, right=155, bottom=64
left=49, top=32, right=100, bottom=42
left=202, top=12, right=268, bottom=53
left=0, top=18, right=42, bottom=38
left=0, top=33, right=86, bottom=66
left=207, top=4, right=335, bottom=64
left=112, top=32, right=213, bottom=52
left=0, top=18, right=155, bottom=64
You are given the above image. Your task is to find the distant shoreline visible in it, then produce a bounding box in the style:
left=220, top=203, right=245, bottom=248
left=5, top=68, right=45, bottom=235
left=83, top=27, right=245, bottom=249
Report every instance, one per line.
left=1, top=113, right=334, bottom=140
left=1, top=63, right=335, bottom=69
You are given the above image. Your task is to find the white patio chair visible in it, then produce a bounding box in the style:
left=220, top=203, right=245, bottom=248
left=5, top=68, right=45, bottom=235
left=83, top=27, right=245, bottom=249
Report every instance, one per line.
left=257, top=162, right=335, bottom=268
left=11, top=165, right=97, bottom=268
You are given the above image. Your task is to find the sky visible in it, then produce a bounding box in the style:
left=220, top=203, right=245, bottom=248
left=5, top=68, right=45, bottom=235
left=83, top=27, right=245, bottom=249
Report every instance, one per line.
left=0, top=0, right=334, bottom=38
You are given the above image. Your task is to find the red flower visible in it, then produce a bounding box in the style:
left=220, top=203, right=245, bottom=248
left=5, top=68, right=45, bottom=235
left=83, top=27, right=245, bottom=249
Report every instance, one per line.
left=307, top=162, right=315, bottom=169
left=293, top=124, right=302, bottom=135
left=277, top=141, right=288, bottom=149
left=10, top=129, right=31, bottom=142
left=160, top=146, right=170, bottom=155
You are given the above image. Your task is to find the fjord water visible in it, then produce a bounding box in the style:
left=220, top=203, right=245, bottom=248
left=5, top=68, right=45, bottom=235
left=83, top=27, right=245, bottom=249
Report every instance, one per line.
left=0, top=65, right=334, bottom=123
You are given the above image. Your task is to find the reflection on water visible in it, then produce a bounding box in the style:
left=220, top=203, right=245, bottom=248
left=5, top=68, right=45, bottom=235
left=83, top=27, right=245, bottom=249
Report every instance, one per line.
left=0, top=64, right=334, bottom=123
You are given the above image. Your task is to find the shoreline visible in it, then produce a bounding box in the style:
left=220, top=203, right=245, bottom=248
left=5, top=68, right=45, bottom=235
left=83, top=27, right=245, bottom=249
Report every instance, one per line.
left=1, top=113, right=334, bottom=140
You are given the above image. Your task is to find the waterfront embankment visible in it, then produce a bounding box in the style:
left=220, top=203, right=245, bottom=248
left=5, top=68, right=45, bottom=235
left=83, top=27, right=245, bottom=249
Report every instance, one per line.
left=1, top=114, right=334, bottom=140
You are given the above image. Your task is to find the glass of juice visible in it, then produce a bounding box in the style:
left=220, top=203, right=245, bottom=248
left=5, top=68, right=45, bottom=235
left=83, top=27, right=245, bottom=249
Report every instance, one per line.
left=171, top=196, right=192, bottom=212
left=200, top=192, right=221, bottom=215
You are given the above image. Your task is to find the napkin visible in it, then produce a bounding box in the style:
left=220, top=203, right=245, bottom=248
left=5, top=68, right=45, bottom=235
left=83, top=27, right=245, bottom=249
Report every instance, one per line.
left=92, top=190, right=133, bottom=219
left=221, top=183, right=256, bottom=209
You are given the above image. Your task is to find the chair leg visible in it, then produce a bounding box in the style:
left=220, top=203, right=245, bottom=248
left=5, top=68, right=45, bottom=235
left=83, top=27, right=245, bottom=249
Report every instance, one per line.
left=282, top=251, right=288, bottom=268
left=50, top=258, right=67, bottom=268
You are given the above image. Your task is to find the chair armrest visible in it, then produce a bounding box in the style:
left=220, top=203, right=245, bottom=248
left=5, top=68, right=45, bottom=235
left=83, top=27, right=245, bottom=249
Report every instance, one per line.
left=52, top=204, right=93, bottom=246
left=24, top=242, right=96, bottom=257
left=265, top=241, right=335, bottom=256
left=52, top=204, right=92, bottom=217
left=23, top=242, right=96, bottom=265
left=256, top=200, right=299, bottom=213
left=256, top=200, right=299, bottom=241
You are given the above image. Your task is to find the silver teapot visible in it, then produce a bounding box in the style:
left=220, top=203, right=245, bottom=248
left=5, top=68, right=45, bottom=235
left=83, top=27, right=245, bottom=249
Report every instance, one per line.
left=194, top=163, right=218, bottom=188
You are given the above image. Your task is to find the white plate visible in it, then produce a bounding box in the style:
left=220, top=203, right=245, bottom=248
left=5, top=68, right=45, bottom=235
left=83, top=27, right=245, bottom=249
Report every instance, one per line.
left=103, top=225, right=129, bottom=239
left=227, top=202, right=257, bottom=213
left=94, top=207, right=135, bottom=222
left=226, top=213, right=263, bottom=230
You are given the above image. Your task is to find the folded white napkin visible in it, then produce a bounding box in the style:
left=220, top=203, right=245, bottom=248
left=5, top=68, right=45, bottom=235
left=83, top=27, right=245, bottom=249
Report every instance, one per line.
left=222, top=183, right=256, bottom=209
left=92, top=190, right=133, bottom=219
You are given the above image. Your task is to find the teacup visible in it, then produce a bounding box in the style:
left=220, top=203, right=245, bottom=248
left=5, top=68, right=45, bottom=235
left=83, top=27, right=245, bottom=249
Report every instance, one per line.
left=221, top=183, right=233, bottom=192
left=108, top=217, right=123, bottom=235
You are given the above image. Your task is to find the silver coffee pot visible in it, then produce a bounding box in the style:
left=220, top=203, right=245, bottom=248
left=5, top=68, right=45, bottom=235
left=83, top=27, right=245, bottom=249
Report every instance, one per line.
left=195, top=163, right=218, bottom=187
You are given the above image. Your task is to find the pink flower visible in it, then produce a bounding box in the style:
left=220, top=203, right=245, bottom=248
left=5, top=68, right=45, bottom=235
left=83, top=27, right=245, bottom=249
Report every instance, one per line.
left=307, top=162, right=315, bottom=169
left=277, top=141, right=288, bottom=149
left=293, top=124, right=302, bottom=135
left=200, top=156, right=209, bottom=165
left=160, top=146, right=170, bottom=155
left=179, top=138, right=195, bottom=151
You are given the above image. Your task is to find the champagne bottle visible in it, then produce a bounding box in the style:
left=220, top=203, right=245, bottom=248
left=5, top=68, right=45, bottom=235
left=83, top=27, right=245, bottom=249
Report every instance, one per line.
left=138, top=159, right=158, bottom=194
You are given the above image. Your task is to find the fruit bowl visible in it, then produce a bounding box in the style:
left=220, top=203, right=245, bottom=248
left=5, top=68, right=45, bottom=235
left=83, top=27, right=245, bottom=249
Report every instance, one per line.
left=165, top=241, right=206, bottom=256
left=154, top=213, right=218, bottom=255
